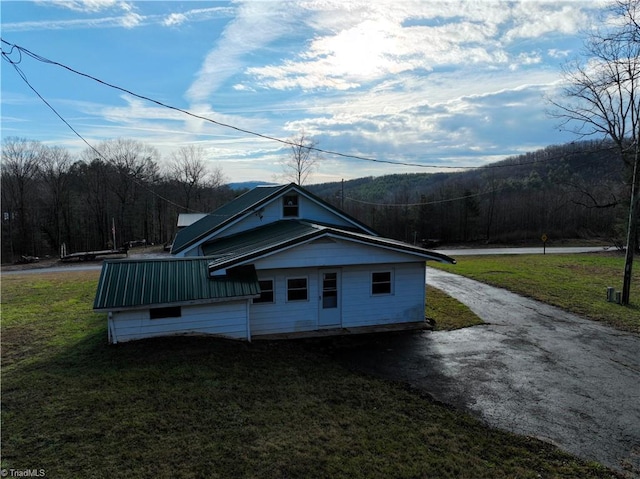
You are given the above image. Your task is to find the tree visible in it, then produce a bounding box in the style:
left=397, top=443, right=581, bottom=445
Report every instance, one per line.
left=88, top=138, right=160, bottom=244
left=1, top=137, right=43, bottom=259
left=549, top=0, right=640, bottom=305
left=280, top=131, right=319, bottom=185
left=39, top=145, right=72, bottom=252
left=168, top=145, right=225, bottom=212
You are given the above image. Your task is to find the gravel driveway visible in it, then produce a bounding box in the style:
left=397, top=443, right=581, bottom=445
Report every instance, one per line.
left=335, top=267, right=640, bottom=476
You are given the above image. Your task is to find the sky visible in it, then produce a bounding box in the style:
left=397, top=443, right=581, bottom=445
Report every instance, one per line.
left=0, top=0, right=609, bottom=184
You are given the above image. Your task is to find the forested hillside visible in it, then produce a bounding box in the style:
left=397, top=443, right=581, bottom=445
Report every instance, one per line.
left=309, top=140, right=628, bottom=246
left=0, top=137, right=629, bottom=264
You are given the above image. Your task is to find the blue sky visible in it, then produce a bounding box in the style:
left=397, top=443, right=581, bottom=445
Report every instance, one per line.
left=1, top=1, right=607, bottom=183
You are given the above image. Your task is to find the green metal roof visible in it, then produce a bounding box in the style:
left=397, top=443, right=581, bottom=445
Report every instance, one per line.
left=170, top=183, right=379, bottom=255
left=93, top=258, right=259, bottom=311
left=202, top=220, right=456, bottom=272
left=171, top=185, right=288, bottom=254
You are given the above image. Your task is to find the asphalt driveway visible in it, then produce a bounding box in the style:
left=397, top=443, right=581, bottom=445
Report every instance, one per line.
left=334, top=268, right=640, bottom=476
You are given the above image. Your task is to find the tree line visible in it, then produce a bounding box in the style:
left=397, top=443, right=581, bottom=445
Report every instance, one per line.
left=1, top=137, right=233, bottom=263
left=309, top=141, right=630, bottom=247
left=0, top=135, right=633, bottom=264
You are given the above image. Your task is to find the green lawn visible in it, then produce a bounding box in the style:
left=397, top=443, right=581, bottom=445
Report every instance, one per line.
left=1, top=271, right=621, bottom=478
left=426, top=285, right=484, bottom=331
left=431, top=252, right=640, bottom=334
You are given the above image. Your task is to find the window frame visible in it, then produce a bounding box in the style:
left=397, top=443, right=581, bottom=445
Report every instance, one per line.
left=282, top=194, right=299, bottom=218
left=286, top=276, right=309, bottom=302
left=253, top=278, right=275, bottom=304
left=149, top=306, right=182, bottom=319
left=371, top=270, right=393, bottom=296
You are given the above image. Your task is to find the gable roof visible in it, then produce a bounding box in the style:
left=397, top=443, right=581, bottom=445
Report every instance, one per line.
left=171, top=185, right=285, bottom=254
left=93, top=258, right=259, bottom=311
left=170, top=183, right=377, bottom=255
left=202, top=220, right=455, bottom=273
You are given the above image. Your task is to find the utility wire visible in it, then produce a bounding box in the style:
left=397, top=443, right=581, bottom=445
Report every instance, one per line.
left=1, top=44, right=202, bottom=214
left=0, top=39, right=618, bottom=171
left=0, top=39, right=626, bottom=212
left=344, top=187, right=506, bottom=207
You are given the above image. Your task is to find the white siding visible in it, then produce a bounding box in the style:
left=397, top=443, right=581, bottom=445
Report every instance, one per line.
left=341, top=263, right=426, bottom=327
left=218, top=194, right=359, bottom=237
left=180, top=194, right=364, bottom=256
left=250, top=262, right=426, bottom=336
left=109, top=301, right=248, bottom=343
left=250, top=267, right=320, bottom=335
left=254, top=237, right=421, bottom=269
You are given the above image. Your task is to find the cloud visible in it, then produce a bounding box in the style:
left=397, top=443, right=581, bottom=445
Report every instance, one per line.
left=503, top=3, right=592, bottom=41
left=39, top=0, right=130, bottom=13
left=163, top=13, right=187, bottom=27
left=241, top=2, right=591, bottom=92
left=4, top=4, right=232, bottom=32
left=185, top=1, right=299, bottom=104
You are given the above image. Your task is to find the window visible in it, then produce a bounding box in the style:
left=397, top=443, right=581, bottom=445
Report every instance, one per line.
left=371, top=271, right=392, bottom=295
left=283, top=194, right=299, bottom=217
left=287, top=277, right=308, bottom=301
left=254, top=279, right=274, bottom=304
left=150, top=306, right=182, bottom=319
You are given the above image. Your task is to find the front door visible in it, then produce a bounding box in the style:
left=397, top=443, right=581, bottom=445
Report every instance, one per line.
left=318, top=270, right=341, bottom=328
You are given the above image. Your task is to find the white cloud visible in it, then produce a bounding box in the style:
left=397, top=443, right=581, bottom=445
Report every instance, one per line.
left=163, top=13, right=187, bottom=27
left=503, top=3, right=591, bottom=41
left=119, top=11, right=142, bottom=28
left=41, top=0, right=131, bottom=13
left=4, top=4, right=232, bottom=32
left=186, top=1, right=299, bottom=104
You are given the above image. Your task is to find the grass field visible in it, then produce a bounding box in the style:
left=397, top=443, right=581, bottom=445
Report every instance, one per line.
left=425, top=285, right=484, bottom=330
left=430, top=252, right=640, bottom=334
left=0, top=270, right=621, bottom=478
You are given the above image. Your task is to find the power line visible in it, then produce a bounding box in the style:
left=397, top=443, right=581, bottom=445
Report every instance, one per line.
left=344, top=188, right=505, bottom=207
left=0, top=38, right=617, bottom=171
left=1, top=44, right=201, bottom=214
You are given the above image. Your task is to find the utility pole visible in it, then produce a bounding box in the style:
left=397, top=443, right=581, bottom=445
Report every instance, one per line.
left=622, top=141, right=639, bottom=305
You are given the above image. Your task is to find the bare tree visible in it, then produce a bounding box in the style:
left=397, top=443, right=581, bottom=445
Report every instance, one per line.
left=84, top=138, right=160, bottom=244
left=39, top=145, right=72, bottom=251
left=280, top=131, right=319, bottom=185
left=168, top=145, right=225, bottom=212
left=549, top=0, right=640, bottom=305
left=1, top=137, right=43, bottom=259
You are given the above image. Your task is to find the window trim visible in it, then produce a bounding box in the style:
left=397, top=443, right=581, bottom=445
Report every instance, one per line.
left=254, top=278, right=275, bottom=304
left=371, top=270, right=393, bottom=296
left=286, top=276, right=309, bottom=302
left=282, top=194, right=299, bottom=218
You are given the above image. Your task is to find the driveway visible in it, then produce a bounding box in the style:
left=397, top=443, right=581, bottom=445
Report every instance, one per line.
left=334, top=268, right=640, bottom=476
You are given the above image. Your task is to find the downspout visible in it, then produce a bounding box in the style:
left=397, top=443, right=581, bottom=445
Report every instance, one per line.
left=108, top=312, right=118, bottom=344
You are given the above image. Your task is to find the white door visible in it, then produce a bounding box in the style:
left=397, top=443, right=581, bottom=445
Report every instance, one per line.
left=318, top=270, right=341, bottom=328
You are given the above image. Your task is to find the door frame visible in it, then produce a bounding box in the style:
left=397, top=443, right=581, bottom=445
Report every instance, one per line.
left=318, top=269, right=341, bottom=328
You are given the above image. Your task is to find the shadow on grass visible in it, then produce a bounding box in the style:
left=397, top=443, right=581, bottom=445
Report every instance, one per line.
left=3, top=329, right=623, bottom=479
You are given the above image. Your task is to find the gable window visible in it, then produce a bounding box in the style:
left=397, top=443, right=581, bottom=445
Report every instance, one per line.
left=254, top=279, right=274, bottom=304
left=283, top=194, right=299, bottom=217
left=287, top=277, right=308, bottom=301
left=371, top=271, right=392, bottom=295
left=150, top=306, right=182, bottom=319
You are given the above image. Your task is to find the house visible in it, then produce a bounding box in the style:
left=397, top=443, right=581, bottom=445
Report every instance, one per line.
left=93, top=183, right=455, bottom=343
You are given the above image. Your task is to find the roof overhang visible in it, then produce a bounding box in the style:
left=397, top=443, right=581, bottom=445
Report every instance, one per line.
left=204, top=221, right=455, bottom=274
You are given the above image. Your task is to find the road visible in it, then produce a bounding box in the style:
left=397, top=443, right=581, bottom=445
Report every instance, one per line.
left=334, top=268, right=640, bottom=476
left=0, top=246, right=613, bottom=276
left=434, top=245, right=614, bottom=256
